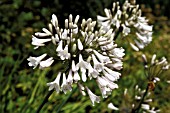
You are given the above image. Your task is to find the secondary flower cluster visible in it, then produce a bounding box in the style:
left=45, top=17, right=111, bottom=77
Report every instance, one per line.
left=142, top=54, right=170, bottom=82
left=27, top=14, right=125, bottom=105
left=97, top=0, right=153, bottom=51
left=132, top=85, right=160, bottom=113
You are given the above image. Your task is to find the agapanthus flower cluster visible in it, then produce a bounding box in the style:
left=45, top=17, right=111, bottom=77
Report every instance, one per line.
left=142, top=54, right=170, bottom=82
left=97, top=0, right=153, bottom=51
left=132, top=85, right=160, bottom=113
left=27, top=14, right=125, bottom=105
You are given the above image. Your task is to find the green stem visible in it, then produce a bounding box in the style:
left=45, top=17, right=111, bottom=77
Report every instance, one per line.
left=36, top=90, right=53, bottom=113
left=131, top=85, right=149, bottom=113
left=114, top=26, right=123, bottom=41
left=56, top=87, right=77, bottom=113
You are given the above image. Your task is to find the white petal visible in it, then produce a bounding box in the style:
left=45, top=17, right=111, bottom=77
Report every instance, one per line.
left=39, top=57, right=54, bottom=69
left=56, top=40, right=63, bottom=52
left=151, top=54, right=156, bottom=65
left=51, top=14, right=58, bottom=27
left=67, top=70, right=73, bottom=84
left=35, top=32, right=51, bottom=37
left=73, top=71, right=80, bottom=82
left=81, top=69, right=87, bottom=82
left=61, top=73, right=72, bottom=94
left=47, top=72, right=61, bottom=93
left=32, top=35, right=51, bottom=48
left=86, top=87, right=100, bottom=106
left=108, top=103, right=119, bottom=110
left=92, top=54, right=104, bottom=72
left=141, top=104, right=150, bottom=110
left=134, top=40, right=145, bottom=49
left=97, top=15, right=109, bottom=22
left=130, top=43, right=139, bottom=51
left=77, top=39, right=83, bottom=50
left=42, top=28, right=52, bottom=35
left=27, top=53, right=47, bottom=69
left=93, top=50, right=110, bottom=63
left=72, top=60, right=78, bottom=72
left=74, top=15, right=80, bottom=24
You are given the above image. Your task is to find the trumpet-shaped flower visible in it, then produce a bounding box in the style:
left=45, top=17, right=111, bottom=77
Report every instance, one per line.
left=27, top=53, right=47, bottom=69
left=86, top=86, right=100, bottom=106
left=47, top=72, right=61, bottom=93
left=39, top=57, right=54, bottom=69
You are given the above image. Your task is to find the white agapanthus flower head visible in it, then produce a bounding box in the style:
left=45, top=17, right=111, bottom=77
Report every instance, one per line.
left=142, top=54, right=169, bottom=81
left=97, top=0, right=153, bottom=51
left=27, top=13, right=125, bottom=106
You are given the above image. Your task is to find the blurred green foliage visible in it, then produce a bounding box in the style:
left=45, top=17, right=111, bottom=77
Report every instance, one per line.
left=0, top=0, right=170, bottom=113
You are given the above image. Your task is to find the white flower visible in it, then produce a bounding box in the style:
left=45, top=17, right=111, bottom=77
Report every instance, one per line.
left=86, top=86, right=100, bottom=106
left=151, top=54, right=156, bottom=65
left=102, top=76, right=118, bottom=89
left=142, top=104, right=150, bottom=110
left=57, top=44, right=71, bottom=60
left=104, top=66, right=120, bottom=81
left=96, top=76, right=114, bottom=98
left=39, top=57, right=54, bottom=69
left=153, top=77, right=160, bottom=83
left=51, top=14, right=58, bottom=28
left=28, top=13, right=125, bottom=105
left=47, top=72, right=61, bottom=93
left=77, top=39, right=83, bottom=50
left=130, top=43, right=139, bottom=51
left=92, top=54, right=104, bottom=73
left=42, top=28, right=52, bottom=35
left=108, top=103, right=119, bottom=110
left=122, top=24, right=130, bottom=36
left=106, top=61, right=123, bottom=70
left=93, top=50, right=110, bottom=63
left=76, top=54, right=89, bottom=82
left=72, top=60, right=78, bottom=72
left=67, top=70, right=73, bottom=84
left=97, top=0, right=153, bottom=50
left=61, top=73, right=72, bottom=94
left=32, top=35, right=51, bottom=49
left=110, top=47, right=125, bottom=58
left=56, top=40, right=63, bottom=52
left=134, top=40, right=145, bottom=49
left=135, top=22, right=153, bottom=32
left=34, top=32, right=51, bottom=37
left=27, top=53, right=47, bottom=69
left=73, top=71, right=80, bottom=82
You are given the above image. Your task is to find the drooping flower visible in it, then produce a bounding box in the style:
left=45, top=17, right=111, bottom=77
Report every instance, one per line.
left=86, top=86, right=100, bottom=106
left=39, top=57, right=54, bottom=69
left=27, top=53, right=47, bottom=69
left=47, top=72, right=61, bottom=93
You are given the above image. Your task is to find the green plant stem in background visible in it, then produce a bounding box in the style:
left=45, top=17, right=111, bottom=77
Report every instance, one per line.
left=56, top=87, right=77, bottom=113
left=36, top=90, right=53, bottom=113
left=131, top=84, right=149, bottom=113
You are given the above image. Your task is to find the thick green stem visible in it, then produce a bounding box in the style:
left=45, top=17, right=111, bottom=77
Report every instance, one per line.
left=56, top=87, right=77, bottom=113
left=36, top=90, right=53, bottom=113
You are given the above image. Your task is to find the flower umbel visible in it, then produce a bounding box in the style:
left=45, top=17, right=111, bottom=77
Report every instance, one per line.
left=27, top=13, right=125, bottom=105
left=97, top=0, right=153, bottom=51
